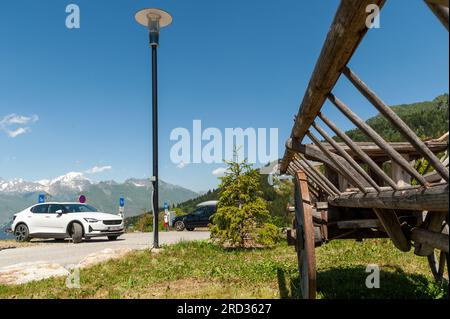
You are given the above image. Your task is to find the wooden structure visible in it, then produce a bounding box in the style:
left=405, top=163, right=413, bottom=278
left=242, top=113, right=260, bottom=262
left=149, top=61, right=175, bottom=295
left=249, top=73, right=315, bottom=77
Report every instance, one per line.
left=281, top=0, right=449, bottom=299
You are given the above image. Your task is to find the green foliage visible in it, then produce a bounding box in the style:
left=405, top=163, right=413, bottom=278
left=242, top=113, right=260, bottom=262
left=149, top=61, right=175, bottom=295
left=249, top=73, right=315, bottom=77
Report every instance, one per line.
left=210, top=153, right=280, bottom=248
left=259, top=175, right=294, bottom=227
left=340, top=94, right=449, bottom=142
left=129, top=212, right=166, bottom=232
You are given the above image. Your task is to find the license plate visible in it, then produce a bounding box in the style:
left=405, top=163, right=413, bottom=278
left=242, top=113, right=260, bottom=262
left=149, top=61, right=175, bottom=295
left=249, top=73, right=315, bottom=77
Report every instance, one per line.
left=108, top=226, right=122, bottom=231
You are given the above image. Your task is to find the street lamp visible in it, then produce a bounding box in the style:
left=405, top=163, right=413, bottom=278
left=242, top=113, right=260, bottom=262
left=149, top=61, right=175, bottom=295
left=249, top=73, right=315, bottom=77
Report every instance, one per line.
left=135, top=8, right=173, bottom=249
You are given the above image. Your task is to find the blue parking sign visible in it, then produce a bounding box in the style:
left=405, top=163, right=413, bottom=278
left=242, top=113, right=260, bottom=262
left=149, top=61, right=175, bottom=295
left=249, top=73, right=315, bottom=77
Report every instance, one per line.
left=119, top=197, right=125, bottom=207
left=38, top=194, right=45, bottom=203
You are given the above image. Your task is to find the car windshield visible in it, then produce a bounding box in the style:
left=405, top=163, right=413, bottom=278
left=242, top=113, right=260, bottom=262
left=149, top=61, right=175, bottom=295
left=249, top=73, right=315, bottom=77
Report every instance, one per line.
left=62, top=204, right=98, bottom=213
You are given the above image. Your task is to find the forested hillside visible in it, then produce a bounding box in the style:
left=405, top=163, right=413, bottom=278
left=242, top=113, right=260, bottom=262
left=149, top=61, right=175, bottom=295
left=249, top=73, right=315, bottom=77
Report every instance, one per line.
left=343, top=94, right=449, bottom=142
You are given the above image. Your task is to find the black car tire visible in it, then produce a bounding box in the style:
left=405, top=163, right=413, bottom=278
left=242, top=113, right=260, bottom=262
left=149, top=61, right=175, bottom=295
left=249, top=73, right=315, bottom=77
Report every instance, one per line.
left=70, top=222, right=83, bottom=244
left=108, top=236, right=118, bottom=241
left=15, top=224, right=31, bottom=242
left=175, top=221, right=185, bottom=232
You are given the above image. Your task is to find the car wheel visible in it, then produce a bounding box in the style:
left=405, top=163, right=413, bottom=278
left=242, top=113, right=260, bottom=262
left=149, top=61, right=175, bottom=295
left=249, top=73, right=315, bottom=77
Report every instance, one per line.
left=70, top=223, right=83, bottom=244
left=175, top=221, right=185, bottom=231
left=186, top=227, right=195, bottom=231
left=15, top=224, right=31, bottom=242
left=108, top=236, right=118, bottom=241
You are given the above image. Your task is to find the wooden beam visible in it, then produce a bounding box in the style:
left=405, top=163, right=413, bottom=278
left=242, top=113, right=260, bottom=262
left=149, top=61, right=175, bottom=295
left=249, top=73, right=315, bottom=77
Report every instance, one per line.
left=343, top=66, right=449, bottom=182
left=280, top=0, right=386, bottom=173
left=426, top=0, right=449, bottom=8
left=373, top=208, right=411, bottom=252
left=425, top=1, right=450, bottom=30
left=336, top=219, right=382, bottom=229
left=411, top=228, right=449, bottom=253
left=309, top=141, right=448, bottom=161
left=286, top=139, right=371, bottom=189
left=329, top=183, right=449, bottom=211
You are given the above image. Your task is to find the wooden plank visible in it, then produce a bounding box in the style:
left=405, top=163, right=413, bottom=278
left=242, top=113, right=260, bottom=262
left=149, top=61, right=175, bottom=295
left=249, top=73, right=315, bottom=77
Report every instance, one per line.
left=373, top=208, right=411, bottom=252
left=329, top=183, right=449, bottom=211
left=411, top=228, right=449, bottom=253
left=280, top=0, right=386, bottom=173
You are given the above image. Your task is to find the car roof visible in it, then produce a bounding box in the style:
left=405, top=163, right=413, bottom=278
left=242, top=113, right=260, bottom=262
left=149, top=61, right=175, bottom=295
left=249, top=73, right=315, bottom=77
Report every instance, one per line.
left=196, top=200, right=218, bottom=207
left=32, top=202, right=92, bottom=206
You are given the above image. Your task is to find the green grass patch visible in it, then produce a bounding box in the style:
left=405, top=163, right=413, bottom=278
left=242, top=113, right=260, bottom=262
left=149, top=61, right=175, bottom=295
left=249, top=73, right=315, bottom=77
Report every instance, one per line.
left=0, top=239, right=447, bottom=299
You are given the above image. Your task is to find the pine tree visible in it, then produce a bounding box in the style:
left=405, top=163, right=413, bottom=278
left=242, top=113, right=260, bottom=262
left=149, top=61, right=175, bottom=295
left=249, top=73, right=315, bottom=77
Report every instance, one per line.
left=210, top=152, right=279, bottom=248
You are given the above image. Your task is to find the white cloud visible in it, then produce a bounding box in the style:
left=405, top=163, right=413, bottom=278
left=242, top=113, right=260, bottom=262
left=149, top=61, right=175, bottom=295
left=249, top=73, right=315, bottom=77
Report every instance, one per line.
left=84, top=165, right=112, bottom=174
left=0, top=113, right=39, bottom=138
left=212, top=167, right=228, bottom=176
left=7, top=127, right=30, bottom=138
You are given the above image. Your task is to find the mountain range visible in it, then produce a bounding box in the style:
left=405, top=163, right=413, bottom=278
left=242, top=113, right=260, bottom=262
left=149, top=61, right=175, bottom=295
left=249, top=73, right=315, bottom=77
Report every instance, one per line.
left=0, top=172, right=199, bottom=226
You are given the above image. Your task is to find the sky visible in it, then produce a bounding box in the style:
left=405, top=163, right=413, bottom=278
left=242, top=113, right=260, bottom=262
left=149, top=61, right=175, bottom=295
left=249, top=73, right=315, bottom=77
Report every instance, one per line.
left=0, top=0, right=448, bottom=192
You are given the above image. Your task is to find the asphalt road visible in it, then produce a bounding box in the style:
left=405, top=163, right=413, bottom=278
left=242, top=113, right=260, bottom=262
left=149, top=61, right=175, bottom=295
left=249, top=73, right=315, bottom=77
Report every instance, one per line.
left=0, top=231, right=210, bottom=269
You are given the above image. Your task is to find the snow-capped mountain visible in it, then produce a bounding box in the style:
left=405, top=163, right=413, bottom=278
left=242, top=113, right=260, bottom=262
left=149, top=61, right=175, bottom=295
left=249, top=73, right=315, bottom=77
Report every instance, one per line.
left=0, top=172, right=91, bottom=194
left=0, top=173, right=200, bottom=225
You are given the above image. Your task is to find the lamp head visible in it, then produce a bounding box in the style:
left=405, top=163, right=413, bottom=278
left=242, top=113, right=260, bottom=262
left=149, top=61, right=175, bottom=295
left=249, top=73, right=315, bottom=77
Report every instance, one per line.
left=135, top=8, right=173, bottom=47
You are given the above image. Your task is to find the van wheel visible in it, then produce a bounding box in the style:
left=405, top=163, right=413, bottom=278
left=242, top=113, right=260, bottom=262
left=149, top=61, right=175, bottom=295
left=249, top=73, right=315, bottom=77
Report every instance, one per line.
left=15, top=224, right=31, bottom=242
left=70, top=223, right=83, bottom=244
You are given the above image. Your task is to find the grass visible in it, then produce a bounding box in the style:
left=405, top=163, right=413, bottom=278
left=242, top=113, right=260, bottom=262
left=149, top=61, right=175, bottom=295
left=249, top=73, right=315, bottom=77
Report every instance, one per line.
left=0, top=239, right=447, bottom=299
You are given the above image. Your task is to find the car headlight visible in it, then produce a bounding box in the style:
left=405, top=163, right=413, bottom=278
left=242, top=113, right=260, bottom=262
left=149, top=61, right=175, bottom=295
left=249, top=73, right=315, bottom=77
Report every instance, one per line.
left=84, top=218, right=99, bottom=223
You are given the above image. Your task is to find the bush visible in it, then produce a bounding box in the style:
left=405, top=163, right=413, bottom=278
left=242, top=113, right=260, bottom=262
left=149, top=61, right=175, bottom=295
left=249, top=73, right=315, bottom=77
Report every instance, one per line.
left=210, top=152, right=280, bottom=248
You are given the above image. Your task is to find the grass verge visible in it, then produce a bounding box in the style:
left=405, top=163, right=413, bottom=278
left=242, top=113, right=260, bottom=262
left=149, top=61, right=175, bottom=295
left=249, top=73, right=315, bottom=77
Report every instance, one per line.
left=0, top=239, right=447, bottom=299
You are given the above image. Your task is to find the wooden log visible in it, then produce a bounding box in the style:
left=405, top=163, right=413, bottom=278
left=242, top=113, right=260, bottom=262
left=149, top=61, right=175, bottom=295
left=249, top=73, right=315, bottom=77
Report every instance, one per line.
left=425, top=0, right=449, bottom=8
left=425, top=1, right=449, bottom=30
left=286, top=138, right=370, bottom=187
left=312, top=122, right=381, bottom=191
left=373, top=208, right=411, bottom=252
left=343, top=66, right=449, bottom=182
left=319, top=113, right=399, bottom=190
left=291, top=160, right=337, bottom=196
left=336, top=219, right=382, bottom=229
left=329, top=183, right=449, bottom=212
left=328, top=93, right=429, bottom=186
left=414, top=211, right=448, bottom=256
left=391, top=154, right=413, bottom=187
left=411, top=228, right=449, bottom=253
left=280, top=0, right=387, bottom=173
left=307, top=131, right=369, bottom=193
left=297, top=154, right=342, bottom=195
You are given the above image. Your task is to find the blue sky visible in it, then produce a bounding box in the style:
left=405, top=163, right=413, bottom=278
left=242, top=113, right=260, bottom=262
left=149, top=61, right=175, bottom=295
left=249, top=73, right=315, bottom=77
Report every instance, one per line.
left=0, top=0, right=448, bottom=192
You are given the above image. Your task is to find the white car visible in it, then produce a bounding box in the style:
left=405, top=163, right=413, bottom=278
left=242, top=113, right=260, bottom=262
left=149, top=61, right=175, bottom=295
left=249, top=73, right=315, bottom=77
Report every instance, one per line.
left=11, top=202, right=124, bottom=243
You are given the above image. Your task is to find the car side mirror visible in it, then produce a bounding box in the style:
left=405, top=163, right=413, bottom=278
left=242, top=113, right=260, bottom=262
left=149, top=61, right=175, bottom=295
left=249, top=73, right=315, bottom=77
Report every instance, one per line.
left=56, top=209, right=64, bottom=215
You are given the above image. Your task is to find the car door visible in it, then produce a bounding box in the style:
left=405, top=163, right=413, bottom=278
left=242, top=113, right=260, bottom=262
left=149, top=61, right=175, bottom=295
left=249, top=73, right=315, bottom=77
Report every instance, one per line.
left=46, top=204, right=70, bottom=234
left=188, top=208, right=204, bottom=227
left=29, top=204, right=50, bottom=234
left=198, top=206, right=212, bottom=227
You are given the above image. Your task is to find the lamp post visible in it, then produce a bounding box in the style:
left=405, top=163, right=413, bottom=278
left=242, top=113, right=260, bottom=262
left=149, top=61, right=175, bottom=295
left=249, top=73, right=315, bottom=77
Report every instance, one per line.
left=135, top=8, right=173, bottom=248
